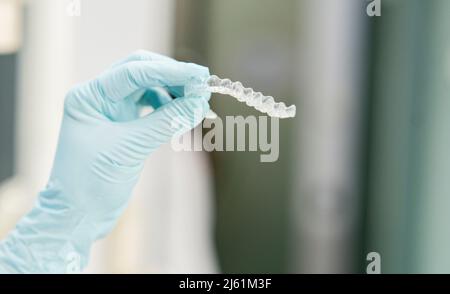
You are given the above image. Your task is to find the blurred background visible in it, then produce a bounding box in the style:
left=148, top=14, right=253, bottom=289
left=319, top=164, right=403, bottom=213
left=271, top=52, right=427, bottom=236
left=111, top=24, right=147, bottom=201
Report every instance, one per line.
left=0, top=0, right=449, bottom=273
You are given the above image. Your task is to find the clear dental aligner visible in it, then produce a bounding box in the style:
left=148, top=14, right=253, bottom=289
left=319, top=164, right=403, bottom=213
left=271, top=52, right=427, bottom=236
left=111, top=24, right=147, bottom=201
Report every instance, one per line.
left=188, top=75, right=296, bottom=119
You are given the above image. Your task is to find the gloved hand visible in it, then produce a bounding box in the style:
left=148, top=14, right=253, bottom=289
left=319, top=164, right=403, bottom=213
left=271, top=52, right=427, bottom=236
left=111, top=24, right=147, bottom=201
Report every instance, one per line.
left=0, top=50, right=211, bottom=273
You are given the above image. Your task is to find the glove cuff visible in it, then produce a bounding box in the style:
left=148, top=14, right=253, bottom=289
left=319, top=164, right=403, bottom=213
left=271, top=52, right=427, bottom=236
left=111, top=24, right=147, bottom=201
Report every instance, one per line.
left=0, top=184, right=95, bottom=273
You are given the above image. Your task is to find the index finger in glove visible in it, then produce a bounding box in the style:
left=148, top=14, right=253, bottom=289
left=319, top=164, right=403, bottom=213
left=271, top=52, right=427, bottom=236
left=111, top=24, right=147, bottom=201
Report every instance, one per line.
left=95, top=60, right=209, bottom=102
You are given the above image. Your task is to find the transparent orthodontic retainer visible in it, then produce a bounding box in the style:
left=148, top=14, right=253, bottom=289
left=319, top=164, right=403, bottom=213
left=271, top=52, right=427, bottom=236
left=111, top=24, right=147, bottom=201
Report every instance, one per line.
left=185, top=75, right=296, bottom=119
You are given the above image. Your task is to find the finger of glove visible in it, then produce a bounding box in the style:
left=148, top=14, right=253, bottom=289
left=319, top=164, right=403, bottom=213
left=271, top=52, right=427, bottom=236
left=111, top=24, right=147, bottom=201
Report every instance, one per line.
left=110, top=52, right=182, bottom=109
left=96, top=60, right=209, bottom=102
left=109, top=50, right=176, bottom=69
left=137, top=96, right=209, bottom=144
left=108, top=50, right=205, bottom=100
left=116, top=97, right=209, bottom=163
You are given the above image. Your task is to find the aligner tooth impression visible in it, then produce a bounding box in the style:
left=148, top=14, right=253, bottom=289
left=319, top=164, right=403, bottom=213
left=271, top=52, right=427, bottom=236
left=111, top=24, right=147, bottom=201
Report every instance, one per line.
left=204, top=75, right=296, bottom=118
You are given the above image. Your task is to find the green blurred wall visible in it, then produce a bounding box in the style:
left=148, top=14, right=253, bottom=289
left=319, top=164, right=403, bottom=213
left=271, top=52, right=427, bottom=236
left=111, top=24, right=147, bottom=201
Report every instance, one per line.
left=175, top=0, right=297, bottom=273
left=0, top=54, right=16, bottom=183
left=208, top=0, right=297, bottom=274
left=411, top=0, right=450, bottom=273
left=367, top=0, right=450, bottom=273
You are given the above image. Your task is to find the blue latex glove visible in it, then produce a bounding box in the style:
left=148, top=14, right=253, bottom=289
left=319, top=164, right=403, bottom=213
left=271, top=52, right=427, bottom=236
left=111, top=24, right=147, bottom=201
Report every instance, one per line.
left=0, top=50, right=211, bottom=273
